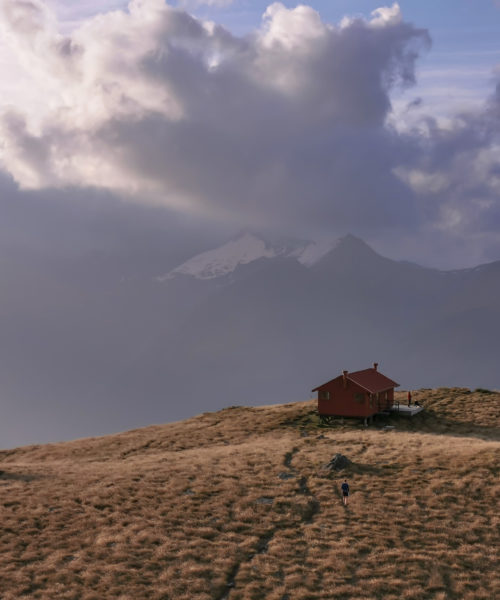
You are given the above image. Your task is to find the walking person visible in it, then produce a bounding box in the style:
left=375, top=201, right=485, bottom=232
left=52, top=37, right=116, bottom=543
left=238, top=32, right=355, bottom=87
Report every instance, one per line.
left=341, top=479, right=349, bottom=506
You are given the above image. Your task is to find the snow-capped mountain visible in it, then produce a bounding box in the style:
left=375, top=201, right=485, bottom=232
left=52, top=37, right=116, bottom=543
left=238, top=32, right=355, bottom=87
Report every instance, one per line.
left=156, top=232, right=339, bottom=281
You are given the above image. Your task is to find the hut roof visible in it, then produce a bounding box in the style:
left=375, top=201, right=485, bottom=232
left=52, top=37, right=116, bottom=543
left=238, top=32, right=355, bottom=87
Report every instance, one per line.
left=312, top=367, right=399, bottom=393
left=346, top=368, right=399, bottom=393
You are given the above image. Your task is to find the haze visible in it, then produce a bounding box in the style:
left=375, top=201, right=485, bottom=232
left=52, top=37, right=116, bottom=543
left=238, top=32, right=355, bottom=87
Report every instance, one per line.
left=0, top=0, right=499, bottom=447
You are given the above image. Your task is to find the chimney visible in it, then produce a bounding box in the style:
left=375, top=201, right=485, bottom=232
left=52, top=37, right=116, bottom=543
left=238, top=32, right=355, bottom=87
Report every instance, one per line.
left=373, top=362, right=378, bottom=371
left=342, top=370, right=348, bottom=389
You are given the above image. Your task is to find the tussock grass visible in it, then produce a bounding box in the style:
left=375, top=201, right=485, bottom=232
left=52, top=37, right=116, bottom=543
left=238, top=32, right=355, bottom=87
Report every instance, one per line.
left=0, top=388, right=498, bottom=599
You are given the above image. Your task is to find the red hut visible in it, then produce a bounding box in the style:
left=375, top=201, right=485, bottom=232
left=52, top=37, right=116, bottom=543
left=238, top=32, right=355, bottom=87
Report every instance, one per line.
left=312, top=363, right=399, bottom=424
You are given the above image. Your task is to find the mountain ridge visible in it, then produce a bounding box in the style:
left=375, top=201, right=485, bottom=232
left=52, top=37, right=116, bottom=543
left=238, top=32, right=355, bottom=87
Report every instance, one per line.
left=2, top=230, right=500, bottom=447
left=158, top=230, right=500, bottom=283
left=156, top=232, right=357, bottom=282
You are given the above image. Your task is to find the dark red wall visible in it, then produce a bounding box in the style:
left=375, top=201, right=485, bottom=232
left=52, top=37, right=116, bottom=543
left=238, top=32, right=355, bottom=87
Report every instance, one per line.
left=317, top=376, right=395, bottom=417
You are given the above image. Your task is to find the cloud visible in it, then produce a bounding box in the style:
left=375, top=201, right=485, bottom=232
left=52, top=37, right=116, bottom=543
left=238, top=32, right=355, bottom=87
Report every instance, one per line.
left=0, top=0, right=499, bottom=266
left=178, top=0, right=234, bottom=7
left=0, top=1, right=428, bottom=223
left=368, top=2, right=402, bottom=28
left=395, top=78, right=500, bottom=242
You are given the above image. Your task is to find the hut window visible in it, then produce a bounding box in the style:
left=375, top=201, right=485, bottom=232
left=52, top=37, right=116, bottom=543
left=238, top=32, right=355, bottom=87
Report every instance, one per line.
left=319, top=390, right=330, bottom=400
left=354, top=393, right=364, bottom=404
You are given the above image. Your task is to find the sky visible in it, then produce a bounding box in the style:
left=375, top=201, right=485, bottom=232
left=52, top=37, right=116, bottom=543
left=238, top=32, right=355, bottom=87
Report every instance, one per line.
left=0, top=0, right=499, bottom=271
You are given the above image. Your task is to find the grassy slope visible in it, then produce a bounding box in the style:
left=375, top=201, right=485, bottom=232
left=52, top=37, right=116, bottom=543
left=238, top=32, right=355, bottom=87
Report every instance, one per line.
left=0, top=388, right=498, bottom=600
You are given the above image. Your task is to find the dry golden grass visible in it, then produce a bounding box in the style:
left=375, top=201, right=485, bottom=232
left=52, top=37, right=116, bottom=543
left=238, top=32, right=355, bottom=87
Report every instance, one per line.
left=0, top=388, right=498, bottom=599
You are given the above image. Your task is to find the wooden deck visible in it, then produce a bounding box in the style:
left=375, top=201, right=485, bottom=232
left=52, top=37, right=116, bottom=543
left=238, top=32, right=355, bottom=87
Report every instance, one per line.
left=391, top=403, right=424, bottom=416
